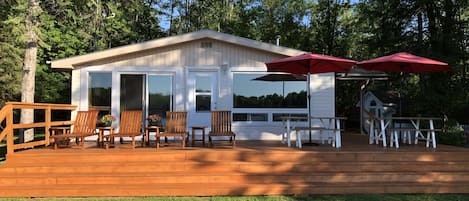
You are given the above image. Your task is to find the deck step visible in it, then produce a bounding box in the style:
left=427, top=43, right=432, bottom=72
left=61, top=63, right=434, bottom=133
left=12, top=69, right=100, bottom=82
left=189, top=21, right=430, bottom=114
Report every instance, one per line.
left=1, top=172, right=469, bottom=186
left=7, top=150, right=469, bottom=164
left=1, top=161, right=469, bottom=174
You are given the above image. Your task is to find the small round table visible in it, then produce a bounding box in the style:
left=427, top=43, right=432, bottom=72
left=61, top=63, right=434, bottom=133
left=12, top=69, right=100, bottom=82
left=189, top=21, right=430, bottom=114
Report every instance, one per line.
left=144, top=126, right=161, bottom=146
left=97, top=127, right=114, bottom=147
left=191, top=126, right=207, bottom=146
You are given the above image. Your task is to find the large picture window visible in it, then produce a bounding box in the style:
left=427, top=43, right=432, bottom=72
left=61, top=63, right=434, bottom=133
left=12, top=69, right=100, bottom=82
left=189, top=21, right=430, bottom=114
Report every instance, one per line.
left=88, top=72, right=112, bottom=114
left=233, top=73, right=307, bottom=108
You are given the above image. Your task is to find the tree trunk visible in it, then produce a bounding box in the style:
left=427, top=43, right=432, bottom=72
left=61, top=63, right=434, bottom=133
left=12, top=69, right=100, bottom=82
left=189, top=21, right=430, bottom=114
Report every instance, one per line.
left=169, top=0, right=174, bottom=35
left=20, top=0, right=41, bottom=143
left=417, top=11, right=425, bottom=96
left=417, top=12, right=423, bottom=53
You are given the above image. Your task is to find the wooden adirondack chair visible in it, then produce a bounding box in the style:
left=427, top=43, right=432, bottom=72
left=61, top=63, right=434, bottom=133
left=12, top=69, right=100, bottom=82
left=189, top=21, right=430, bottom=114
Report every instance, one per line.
left=155, top=111, right=187, bottom=149
left=209, top=110, right=236, bottom=147
left=104, top=110, right=142, bottom=149
left=50, top=110, right=99, bottom=149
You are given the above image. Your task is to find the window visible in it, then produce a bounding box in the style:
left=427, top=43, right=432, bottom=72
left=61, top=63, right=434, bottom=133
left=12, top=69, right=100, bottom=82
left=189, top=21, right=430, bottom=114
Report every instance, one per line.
left=148, top=75, right=173, bottom=118
left=195, top=76, right=211, bottom=111
left=272, top=113, right=307, bottom=122
left=233, top=113, right=268, bottom=121
left=233, top=73, right=307, bottom=108
left=88, top=72, right=111, bottom=115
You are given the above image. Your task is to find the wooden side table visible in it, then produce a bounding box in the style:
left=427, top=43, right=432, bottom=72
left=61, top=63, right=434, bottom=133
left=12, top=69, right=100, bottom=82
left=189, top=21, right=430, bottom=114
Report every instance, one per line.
left=191, top=126, right=207, bottom=146
left=144, top=126, right=161, bottom=147
left=49, top=126, right=71, bottom=146
left=97, top=127, right=114, bottom=147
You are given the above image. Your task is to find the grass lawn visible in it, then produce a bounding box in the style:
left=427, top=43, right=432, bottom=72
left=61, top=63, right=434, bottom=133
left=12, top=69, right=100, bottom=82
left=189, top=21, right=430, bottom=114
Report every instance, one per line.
left=1, top=195, right=469, bottom=201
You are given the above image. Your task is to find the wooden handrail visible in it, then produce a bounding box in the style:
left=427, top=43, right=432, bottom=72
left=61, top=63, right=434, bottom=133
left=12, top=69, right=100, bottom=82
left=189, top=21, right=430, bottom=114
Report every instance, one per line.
left=0, top=102, right=77, bottom=155
left=363, top=109, right=381, bottom=122
left=0, top=104, right=8, bottom=122
left=6, top=101, right=76, bottom=110
left=0, top=104, right=11, bottom=143
left=12, top=121, right=74, bottom=129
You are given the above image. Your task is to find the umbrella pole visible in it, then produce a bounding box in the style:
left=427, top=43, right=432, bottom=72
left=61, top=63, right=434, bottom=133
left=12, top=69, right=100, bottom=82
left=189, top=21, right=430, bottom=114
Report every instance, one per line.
left=360, top=82, right=365, bottom=135
left=308, top=73, right=312, bottom=143
left=282, top=81, right=285, bottom=102
left=399, top=72, right=403, bottom=116
left=302, top=73, right=318, bottom=146
left=360, top=79, right=371, bottom=135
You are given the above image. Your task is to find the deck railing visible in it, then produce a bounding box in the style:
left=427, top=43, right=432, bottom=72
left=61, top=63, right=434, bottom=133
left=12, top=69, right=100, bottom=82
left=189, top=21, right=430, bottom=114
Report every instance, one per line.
left=0, top=102, right=76, bottom=155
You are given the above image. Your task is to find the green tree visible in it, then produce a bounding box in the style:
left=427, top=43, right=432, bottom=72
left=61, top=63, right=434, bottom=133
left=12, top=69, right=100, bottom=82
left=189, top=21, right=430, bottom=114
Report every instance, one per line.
left=0, top=0, right=23, bottom=106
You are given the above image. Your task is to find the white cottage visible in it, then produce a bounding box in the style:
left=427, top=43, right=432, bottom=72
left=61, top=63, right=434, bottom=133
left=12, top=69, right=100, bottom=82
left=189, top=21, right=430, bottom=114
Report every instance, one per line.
left=51, top=30, right=336, bottom=140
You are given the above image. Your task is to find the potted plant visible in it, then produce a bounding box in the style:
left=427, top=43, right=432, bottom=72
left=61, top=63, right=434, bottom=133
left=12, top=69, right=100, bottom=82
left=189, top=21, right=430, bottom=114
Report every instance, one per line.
left=100, top=114, right=116, bottom=127
left=147, top=114, right=162, bottom=127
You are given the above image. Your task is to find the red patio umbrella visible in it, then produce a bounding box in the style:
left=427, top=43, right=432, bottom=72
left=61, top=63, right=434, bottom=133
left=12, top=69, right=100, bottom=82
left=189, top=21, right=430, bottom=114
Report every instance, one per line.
left=265, top=53, right=357, bottom=144
left=357, top=52, right=451, bottom=115
left=266, top=53, right=357, bottom=74
left=357, top=52, right=450, bottom=73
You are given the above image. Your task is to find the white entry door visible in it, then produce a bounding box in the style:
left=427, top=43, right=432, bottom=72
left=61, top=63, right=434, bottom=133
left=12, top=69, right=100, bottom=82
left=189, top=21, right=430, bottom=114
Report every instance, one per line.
left=187, top=71, right=218, bottom=127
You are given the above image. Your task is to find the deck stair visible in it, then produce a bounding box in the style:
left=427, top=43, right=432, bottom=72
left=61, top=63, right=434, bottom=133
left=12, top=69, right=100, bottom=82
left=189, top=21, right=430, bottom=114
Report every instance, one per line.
left=1, top=142, right=469, bottom=197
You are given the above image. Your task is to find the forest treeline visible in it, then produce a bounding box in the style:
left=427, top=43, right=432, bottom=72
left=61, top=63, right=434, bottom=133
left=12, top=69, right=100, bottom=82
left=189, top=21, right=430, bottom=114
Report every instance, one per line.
left=0, top=0, right=467, bottom=123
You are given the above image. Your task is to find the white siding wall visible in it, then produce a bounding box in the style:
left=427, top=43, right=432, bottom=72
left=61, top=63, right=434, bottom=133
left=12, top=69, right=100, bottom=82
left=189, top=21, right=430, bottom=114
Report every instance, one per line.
left=85, top=39, right=284, bottom=68
left=71, top=69, right=81, bottom=115
left=310, top=73, right=335, bottom=117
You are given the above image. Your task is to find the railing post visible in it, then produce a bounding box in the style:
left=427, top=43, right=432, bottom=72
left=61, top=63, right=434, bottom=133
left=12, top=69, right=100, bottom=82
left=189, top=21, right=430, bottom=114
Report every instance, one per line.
left=45, top=106, right=51, bottom=146
left=6, top=104, right=14, bottom=155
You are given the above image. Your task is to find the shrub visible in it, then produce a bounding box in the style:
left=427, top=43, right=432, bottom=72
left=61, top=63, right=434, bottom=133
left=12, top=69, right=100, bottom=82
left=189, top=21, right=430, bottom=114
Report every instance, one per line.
left=438, top=119, right=466, bottom=146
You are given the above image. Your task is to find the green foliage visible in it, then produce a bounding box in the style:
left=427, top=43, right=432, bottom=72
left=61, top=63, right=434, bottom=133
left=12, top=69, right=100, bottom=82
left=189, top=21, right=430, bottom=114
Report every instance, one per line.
left=438, top=126, right=466, bottom=146
left=0, top=42, right=22, bottom=106
left=35, top=64, right=70, bottom=104
left=250, top=0, right=310, bottom=50
left=438, top=120, right=467, bottom=146
left=0, top=0, right=26, bottom=107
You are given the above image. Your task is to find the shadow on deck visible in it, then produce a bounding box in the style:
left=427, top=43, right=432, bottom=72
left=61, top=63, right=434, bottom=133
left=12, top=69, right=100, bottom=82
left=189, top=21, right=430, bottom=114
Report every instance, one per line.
left=1, top=133, right=469, bottom=197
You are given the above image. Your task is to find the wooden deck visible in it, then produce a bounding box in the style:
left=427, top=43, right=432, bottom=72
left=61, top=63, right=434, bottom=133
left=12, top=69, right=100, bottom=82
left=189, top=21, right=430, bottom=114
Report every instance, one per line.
left=1, top=133, right=469, bottom=197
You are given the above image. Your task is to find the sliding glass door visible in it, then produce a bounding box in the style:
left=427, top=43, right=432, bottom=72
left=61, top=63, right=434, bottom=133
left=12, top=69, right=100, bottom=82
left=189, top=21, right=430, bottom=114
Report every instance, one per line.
left=147, top=74, right=173, bottom=120
left=119, top=73, right=173, bottom=127
left=120, top=74, right=144, bottom=111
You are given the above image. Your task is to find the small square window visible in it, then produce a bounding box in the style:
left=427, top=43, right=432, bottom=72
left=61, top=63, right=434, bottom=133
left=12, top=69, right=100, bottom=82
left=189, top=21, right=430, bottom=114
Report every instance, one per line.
left=201, top=42, right=212, bottom=48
